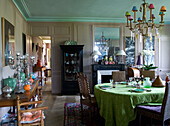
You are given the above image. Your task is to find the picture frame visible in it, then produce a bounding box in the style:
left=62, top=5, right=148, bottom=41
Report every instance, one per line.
left=2, top=17, right=15, bottom=66
left=125, top=37, right=135, bottom=66
left=22, top=33, right=26, bottom=55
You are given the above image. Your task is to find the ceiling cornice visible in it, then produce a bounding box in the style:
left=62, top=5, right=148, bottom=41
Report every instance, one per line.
left=12, top=0, right=170, bottom=24
left=27, top=17, right=125, bottom=23
left=21, top=0, right=31, bottom=17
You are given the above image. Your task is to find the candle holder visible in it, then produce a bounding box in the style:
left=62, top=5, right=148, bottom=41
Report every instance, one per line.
left=8, top=53, right=35, bottom=93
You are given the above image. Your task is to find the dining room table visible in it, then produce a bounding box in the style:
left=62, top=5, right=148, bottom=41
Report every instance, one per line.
left=94, top=82, right=165, bottom=126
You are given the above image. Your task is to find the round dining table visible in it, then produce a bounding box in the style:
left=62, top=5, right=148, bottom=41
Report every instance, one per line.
left=94, top=83, right=165, bottom=126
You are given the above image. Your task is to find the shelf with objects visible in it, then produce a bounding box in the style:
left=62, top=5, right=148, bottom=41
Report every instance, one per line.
left=60, top=45, right=84, bottom=95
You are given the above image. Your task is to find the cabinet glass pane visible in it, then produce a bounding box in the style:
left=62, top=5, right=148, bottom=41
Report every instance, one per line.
left=64, top=52, right=80, bottom=81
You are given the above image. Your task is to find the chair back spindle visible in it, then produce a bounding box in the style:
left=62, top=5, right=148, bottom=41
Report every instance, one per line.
left=77, top=73, right=90, bottom=99
left=16, top=95, right=48, bottom=126
left=161, top=82, right=170, bottom=122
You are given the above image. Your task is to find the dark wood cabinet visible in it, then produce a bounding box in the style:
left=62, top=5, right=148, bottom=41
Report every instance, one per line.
left=60, top=45, right=84, bottom=95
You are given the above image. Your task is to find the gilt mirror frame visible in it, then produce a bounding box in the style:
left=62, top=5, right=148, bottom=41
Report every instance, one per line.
left=2, top=17, right=15, bottom=67
left=92, top=24, right=123, bottom=63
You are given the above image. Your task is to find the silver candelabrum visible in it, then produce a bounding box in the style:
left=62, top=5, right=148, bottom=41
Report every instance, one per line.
left=8, top=53, right=35, bottom=93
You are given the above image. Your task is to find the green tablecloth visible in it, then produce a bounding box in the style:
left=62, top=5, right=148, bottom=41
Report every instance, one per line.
left=94, top=83, right=165, bottom=126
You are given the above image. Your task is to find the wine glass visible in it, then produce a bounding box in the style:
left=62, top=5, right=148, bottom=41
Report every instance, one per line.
left=110, top=79, right=113, bottom=84
left=128, top=77, right=134, bottom=85
left=135, top=77, right=140, bottom=89
left=129, top=77, right=134, bottom=82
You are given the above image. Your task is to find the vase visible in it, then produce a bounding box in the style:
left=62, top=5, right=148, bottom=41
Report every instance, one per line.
left=152, top=75, right=164, bottom=87
left=143, top=77, right=152, bottom=88
left=3, top=76, right=16, bottom=91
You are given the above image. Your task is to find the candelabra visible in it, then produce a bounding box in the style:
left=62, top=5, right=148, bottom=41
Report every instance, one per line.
left=8, top=53, right=35, bottom=93
left=125, top=0, right=166, bottom=38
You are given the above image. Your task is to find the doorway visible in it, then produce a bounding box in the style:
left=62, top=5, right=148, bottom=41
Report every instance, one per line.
left=32, top=36, right=52, bottom=92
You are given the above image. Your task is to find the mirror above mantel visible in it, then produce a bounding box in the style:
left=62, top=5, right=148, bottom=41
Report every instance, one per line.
left=93, top=25, right=123, bottom=63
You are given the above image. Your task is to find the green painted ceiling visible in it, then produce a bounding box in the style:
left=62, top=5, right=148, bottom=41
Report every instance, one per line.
left=13, top=0, right=170, bottom=23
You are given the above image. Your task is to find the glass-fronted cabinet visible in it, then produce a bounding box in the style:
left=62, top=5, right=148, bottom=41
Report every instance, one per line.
left=60, top=45, right=84, bottom=94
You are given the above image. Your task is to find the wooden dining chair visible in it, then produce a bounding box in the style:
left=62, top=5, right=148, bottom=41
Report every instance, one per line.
left=33, top=66, right=46, bottom=101
left=17, top=95, right=48, bottom=126
left=112, top=71, right=126, bottom=82
left=136, top=82, right=170, bottom=126
left=127, top=67, right=140, bottom=78
left=77, top=72, right=98, bottom=123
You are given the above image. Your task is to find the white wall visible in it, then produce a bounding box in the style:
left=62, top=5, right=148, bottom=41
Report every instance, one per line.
left=159, top=25, right=170, bottom=79
left=0, top=0, right=29, bottom=121
left=32, top=37, right=43, bottom=65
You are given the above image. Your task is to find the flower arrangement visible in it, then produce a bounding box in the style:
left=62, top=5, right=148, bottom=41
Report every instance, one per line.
left=141, top=50, right=155, bottom=56
left=141, top=50, right=158, bottom=70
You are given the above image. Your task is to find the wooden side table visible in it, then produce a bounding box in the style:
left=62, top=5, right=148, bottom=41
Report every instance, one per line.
left=0, top=80, right=39, bottom=108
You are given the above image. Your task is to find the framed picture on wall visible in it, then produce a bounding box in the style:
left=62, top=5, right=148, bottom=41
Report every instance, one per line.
left=22, top=33, right=26, bottom=55
left=125, top=37, right=135, bottom=66
left=2, top=17, right=15, bottom=66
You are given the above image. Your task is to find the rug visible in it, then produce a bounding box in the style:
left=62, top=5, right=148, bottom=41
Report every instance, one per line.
left=0, top=104, right=35, bottom=126
left=64, top=103, right=90, bottom=126
left=0, top=112, right=17, bottom=126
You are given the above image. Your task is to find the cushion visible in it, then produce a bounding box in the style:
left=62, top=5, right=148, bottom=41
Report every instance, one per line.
left=20, top=110, right=45, bottom=124
left=137, top=105, right=162, bottom=113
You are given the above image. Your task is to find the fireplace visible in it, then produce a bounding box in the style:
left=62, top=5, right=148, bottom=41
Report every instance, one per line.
left=102, top=75, right=112, bottom=83
left=92, top=64, right=125, bottom=93
left=97, top=70, right=119, bottom=84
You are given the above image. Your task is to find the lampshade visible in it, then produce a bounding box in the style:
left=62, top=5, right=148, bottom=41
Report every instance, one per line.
left=125, top=11, right=131, bottom=17
left=149, top=4, right=155, bottom=9
left=132, top=6, right=137, bottom=12
left=91, top=50, right=102, bottom=56
left=128, top=16, right=133, bottom=20
left=159, top=12, right=163, bottom=15
left=116, top=50, right=126, bottom=56
left=136, top=55, right=142, bottom=65
left=160, top=6, right=166, bottom=12
left=152, top=14, right=155, bottom=19
left=137, top=17, right=142, bottom=22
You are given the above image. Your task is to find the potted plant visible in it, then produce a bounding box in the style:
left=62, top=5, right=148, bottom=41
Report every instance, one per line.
left=142, top=64, right=158, bottom=70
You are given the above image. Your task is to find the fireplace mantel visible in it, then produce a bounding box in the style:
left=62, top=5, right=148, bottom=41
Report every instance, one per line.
left=92, top=64, right=125, bottom=93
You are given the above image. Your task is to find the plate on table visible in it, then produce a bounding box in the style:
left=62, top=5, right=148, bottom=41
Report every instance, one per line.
left=120, top=82, right=127, bottom=85
left=99, top=85, right=112, bottom=90
left=129, top=88, right=145, bottom=93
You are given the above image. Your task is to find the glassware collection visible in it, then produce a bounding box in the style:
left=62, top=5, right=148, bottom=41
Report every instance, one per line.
left=64, top=53, right=80, bottom=81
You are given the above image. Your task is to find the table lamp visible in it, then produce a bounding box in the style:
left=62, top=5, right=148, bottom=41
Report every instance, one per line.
left=91, top=50, right=102, bottom=63
left=116, top=50, right=126, bottom=64
left=136, top=54, right=142, bottom=68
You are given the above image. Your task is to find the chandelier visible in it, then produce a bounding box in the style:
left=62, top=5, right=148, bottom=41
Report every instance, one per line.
left=125, top=0, right=166, bottom=37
